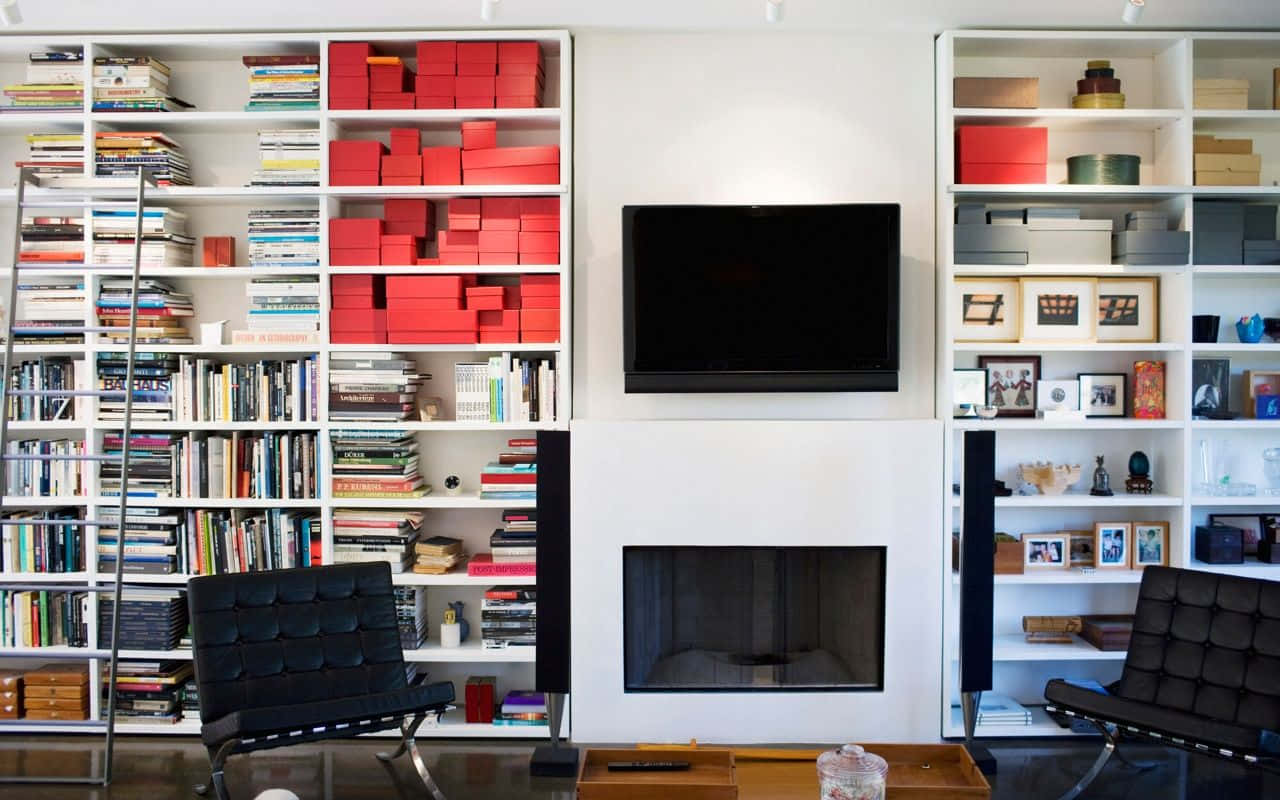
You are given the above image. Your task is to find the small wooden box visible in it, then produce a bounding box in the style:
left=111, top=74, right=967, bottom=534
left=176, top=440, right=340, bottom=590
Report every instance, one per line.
left=578, top=748, right=737, bottom=800
left=0, top=671, right=21, bottom=691
left=22, top=684, right=88, bottom=700
left=995, top=540, right=1024, bottom=575
left=23, top=707, right=88, bottom=721
left=953, top=77, right=1039, bottom=109
left=23, top=696, right=89, bottom=711
left=24, top=664, right=89, bottom=687
left=201, top=236, right=235, bottom=267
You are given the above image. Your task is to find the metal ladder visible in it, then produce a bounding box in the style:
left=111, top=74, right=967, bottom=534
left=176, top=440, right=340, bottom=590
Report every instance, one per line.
left=0, top=166, right=152, bottom=786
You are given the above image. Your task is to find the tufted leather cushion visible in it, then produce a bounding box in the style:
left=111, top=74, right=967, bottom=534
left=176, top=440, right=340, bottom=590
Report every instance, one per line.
left=188, top=563, right=410, bottom=730
left=1046, top=566, right=1280, bottom=755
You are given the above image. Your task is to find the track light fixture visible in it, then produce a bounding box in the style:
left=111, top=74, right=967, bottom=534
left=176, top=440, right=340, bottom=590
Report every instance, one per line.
left=1122, top=0, right=1145, bottom=25
left=765, top=0, right=783, bottom=24
left=0, top=1, right=21, bottom=26
left=481, top=0, right=500, bottom=23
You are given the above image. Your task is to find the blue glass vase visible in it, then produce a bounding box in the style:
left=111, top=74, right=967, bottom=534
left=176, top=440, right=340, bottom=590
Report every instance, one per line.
left=1236, top=314, right=1264, bottom=344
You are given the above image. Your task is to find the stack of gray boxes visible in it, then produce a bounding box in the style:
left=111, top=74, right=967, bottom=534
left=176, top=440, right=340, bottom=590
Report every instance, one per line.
left=954, top=203, right=1027, bottom=265
left=1194, top=201, right=1245, bottom=265
left=953, top=204, right=1112, bottom=265
left=1112, top=211, right=1191, bottom=266
left=1244, top=204, right=1280, bottom=265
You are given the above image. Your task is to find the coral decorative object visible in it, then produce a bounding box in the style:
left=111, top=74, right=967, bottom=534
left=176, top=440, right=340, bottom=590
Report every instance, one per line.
left=1237, top=314, right=1265, bottom=344
left=1020, top=462, right=1083, bottom=495
left=1133, top=360, right=1166, bottom=419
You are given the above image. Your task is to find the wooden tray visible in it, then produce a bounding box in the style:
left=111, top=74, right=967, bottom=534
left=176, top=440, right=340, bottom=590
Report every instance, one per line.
left=728, top=744, right=989, bottom=800
left=578, top=748, right=737, bottom=800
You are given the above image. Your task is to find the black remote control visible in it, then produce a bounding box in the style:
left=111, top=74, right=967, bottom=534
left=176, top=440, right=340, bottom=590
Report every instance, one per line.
left=606, top=761, right=691, bottom=772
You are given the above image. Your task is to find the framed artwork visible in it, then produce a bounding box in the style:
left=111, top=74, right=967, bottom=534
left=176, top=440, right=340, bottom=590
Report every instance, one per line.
left=1037, top=380, right=1080, bottom=411
left=1068, top=531, right=1096, bottom=567
left=1133, top=360, right=1166, bottom=419
left=1246, top=370, right=1280, bottom=419
left=1208, top=513, right=1263, bottom=556
left=1024, top=534, right=1068, bottom=569
left=955, top=279, right=1020, bottom=342
left=978, top=355, right=1041, bottom=418
left=1019, top=277, right=1098, bottom=343
left=953, top=368, right=987, bottom=416
left=1094, top=522, right=1132, bottom=569
left=1132, top=521, right=1170, bottom=568
left=1079, top=373, right=1127, bottom=417
left=1191, top=358, right=1230, bottom=418
left=1097, top=277, right=1159, bottom=343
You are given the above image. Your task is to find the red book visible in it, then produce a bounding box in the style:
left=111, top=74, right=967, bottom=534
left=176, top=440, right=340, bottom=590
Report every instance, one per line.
left=509, top=438, right=536, bottom=447
left=480, top=473, right=537, bottom=485
left=467, top=553, right=535, bottom=577
left=333, top=477, right=420, bottom=493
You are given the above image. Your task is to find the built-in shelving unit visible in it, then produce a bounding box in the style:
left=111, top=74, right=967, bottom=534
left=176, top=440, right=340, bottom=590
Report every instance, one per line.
left=937, top=29, right=1280, bottom=740
left=0, top=29, right=571, bottom=739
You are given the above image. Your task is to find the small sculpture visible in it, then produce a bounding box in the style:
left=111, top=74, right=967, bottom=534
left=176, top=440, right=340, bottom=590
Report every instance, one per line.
left=447, top=600, right=470, bottom=643
left=1019, top=462, right=1083, bottom=496
left=1089, top=455, right=1114, bottom=497
left=444, top=474, right=462, bottom=496
left=993, top=479, right=1013, bottom=497
left=1237, top=314, right=1265, bottom=344
left=1126, top=450, right=1153, bottom=494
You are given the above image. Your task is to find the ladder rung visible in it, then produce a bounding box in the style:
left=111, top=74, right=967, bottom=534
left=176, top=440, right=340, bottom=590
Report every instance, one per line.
left=12, top=327, right=124, bottom=334
left=5, top=390, right=126, bottom=397
left=1, top=454, right=120, bottom=462
left=18, top=200, right=147, bottom=210
left=0, top=518, right=116, bottom=526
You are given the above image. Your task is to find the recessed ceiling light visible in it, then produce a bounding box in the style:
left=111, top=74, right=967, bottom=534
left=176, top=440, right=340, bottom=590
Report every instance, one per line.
left=481, top=0, right=500, bottom=23
left=766, top=0, right=783, bottom=24
left=0, top=1, right=22, bottom=26
left=1122, top=0, right=1145, bottom=25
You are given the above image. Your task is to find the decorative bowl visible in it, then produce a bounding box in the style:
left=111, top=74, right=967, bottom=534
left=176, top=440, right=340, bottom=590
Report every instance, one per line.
left=1265, top=318, right=1280, bottom=342
left=1237, top=314, right=1265, bottom=344
left=976, top=405, right=999, bottom=420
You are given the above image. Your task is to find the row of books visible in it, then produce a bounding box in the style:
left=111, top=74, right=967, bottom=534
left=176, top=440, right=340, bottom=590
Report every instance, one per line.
left=11, top=280, right=85, bottom=342
left=3, top=51, right=83, bottom=113
left=395, top=586, right=427, bottom=651
left=5, top=357, right=80, bottom=421
left=96, top=278, right=194, bottom=345
left=94, top=130, right=191, bottom=185
left=246, top=275, right=320, bottom=333
left=17, top=132, right=85, bottom=184
left=97, top=587, right=187, bottom=650
left=481, top=585, right=535, bottom=651
left=454, top=357, right=558, bottom=423
left=0, top=509, right=85, bottom=574
left=251, top=129, right=321, bottom=187
left=170, top=355, right=320, bottom=422
left=18, top=214, right=83, bottom=265
left=247, top=210, right=321, bottom=267
left=99, top=431, right=318, bottom=499
left=479, top=438, right=536, bottom=501
left=92, top=57, right=193, bottom=113
left=413, top=534, right=463, bottom=575
left=110, top=661, right=193, bottom=726
left=329, top=352, right=426, bottom=422
left=331, top=508, right=422, bottom=573
left=97, top=352, right=175, bottom=421
left=2, top=438, right=85, bottom=497
left=0, top=589, right=89, bottom=648
left=331, top=429, right=428, bottom=499
left=92, top=207, right=195, bottom=267
left=243, top=55, right=319, bottom=111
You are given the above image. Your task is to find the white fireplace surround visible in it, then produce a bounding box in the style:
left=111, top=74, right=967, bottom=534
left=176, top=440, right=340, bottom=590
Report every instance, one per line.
left=570, top=419, right=944, bottom=743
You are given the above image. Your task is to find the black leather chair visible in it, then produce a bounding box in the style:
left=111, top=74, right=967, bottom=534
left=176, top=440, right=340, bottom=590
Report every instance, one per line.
left=187, top=562, right=456, bottom=800
left=1045, top=565, right=1280, bottom=799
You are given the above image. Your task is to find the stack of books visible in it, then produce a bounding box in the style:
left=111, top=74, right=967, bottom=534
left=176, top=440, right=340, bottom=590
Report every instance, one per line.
left=490, top=509, right=536, bottom=567
left=97, top=352, right=177, bottom=422
left=170, top=431, right=317, bottom=500
left=92, top=56, right=192, bottom=112
left=19, top=215, right=84, bottom=264
left=0, top=509, right=84, bottom=573
left=3, top=51, right=83, bottom=112
left=3, top=438, right=85, bottom=497
left=329, top=352, right=424, bottom=422
left=494, top=690, right=545, bottom=726
left=481, top=586, right=536, bottom=651
left=109, top=661, right=192, bottom=726
left=17, top=132, right=85, bottom=184
left=171, top=355, right=318, bottom=422
left=95, top=508, right=182, bottom=575
left=180, top=508, right=318, bottom=575
left=245, top=275, right=321, bottom=337
left=97, top=587, right=187, bottom=651
left=180, top=677, right=200, bottom=720
left=12, top=281, right=85, bottom=343
left=394, top=587, right=426, bottom=652
left=972, top=693, right=1033, bottom=727
left=6, top=357, right=81, bottom=421
left=96, top=279, right=194, bottom=345
left=479, top=438, right=537, bottom=501
left=247, top=208, right=320, bottom=268
left=413, top=535, right=464, bottom=575
left=100, top=432, right=176, bottom=497
left=251, top=129, right=321, bottom=186
left=92, top=207, right=194, bottom=267
left=331, top=508, right=422, bottom=573
left=331, top=431, right=428, bottom=499
left=94, top=131, right=191, bottom=185
left=0, top=589, right=88, bottom=647
left=243, top=55, right=320, bottom=111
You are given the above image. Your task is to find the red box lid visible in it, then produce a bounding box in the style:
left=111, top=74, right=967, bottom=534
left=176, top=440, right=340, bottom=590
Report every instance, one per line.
left=496, top=96, right=539, bottom=109
left=331, top=309, right=386, bottom=331
left=465, top=286, right=504, bottom=297
left=330, top=217, right=385, bottom=247
left=381, top=154, right=423, bottom=176
left=478, top=229, right=519, bottom=252
left=440, top=252, right=479, bottom=265
left=465, top=165, right=558, bottom=185
left=388, top=308, right=478, bottom=330
left=479, top=309, right=520, bottom=329
left=498, top=42, right=541, bottom=63
left=389, top=127, right=419, bottom=155
left=455, top=96, right=496, bottom=109
left=329, top=42, right=374, bottom=64
left=330, top=247, right=381, bottom=266
left=955, top=126, right=1048, bottom=165
left=330, top=138, right=385, bottom=162
left=520, top=308, right=559, bottom=328
left=498, top=62, right=544, bottom=79
left=417, top=41, right=457, bottom=63
left=417, top=62, right=457, bottom=77
left=328, top=96, right=369, bottom=109
left=456, top=76, right=496, bottom=95
left=519, top=274, right=559, bottom=295
left=461, top=120, right=498, bottom=133
left=415, top=96, right=454, bottom=109
left=439, top=229, right=480, bottom=247
left=387, top=297, right=463, bottom=311
left=518, top=251, right=559, bottom=265
left=462, top=146, right=559, bottom=169
left=328, top=170, right=379, bottom=185
left=457, top=42, right=498, bottom=62
left=387, top=275, right=464, bottom=297
left=478, top=252, right=517, bottom=265
left=518, top=231, right=559, bottom=252
left=332, top=274, right=379, bottom=294
left=384, top=198, right=429, bottom=221
left=448, top=198, right=481, bottom=217
left=483, top=197, right=521, bottom=218
left=496, top=76, right=542, bottom=96
left=385, top=220, right=428, bottom=237
left=520, top=197, right=558, bottom=217
left=415, top=75, right=455, bottom=95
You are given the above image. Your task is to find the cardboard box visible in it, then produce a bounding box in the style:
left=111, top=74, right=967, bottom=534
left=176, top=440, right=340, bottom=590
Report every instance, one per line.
left=331, top=308, right=386, bottom=331
left=387, top=297, right=464, bottom=311
left=955, top=126, right=1047, bottom=184
left=479, top=230, right=519, bottom=253
left=498, top=42, right=541, bottom=63
left=455, top=96, right=496, bottom=109
left=415, top=96, right=455, bottom=109
left=415, top=75, right=455, bottom=97
left=954, top=223, right=1029, bottom=264
left=458, top=41, right=498, bottom=63
left=466, top=165, right=559, bottom=185
left=461, top=120, right=498, bottom=150
left=1196, top=170, right=1261, bottom=186
left=332, top=274, right=380, bottom=295
left=202, top=236, right=234, bottom=267
left=1243, top=241, right=1280, bottom=265
left=481, top=197, right=521, bottom=230
left=387, top=275, right=464, bottom=298
left=330, top=218, right=384, bottom=249
left=328, top=75, right=369, bottom=97
left=1245, top=205, right=1279, bottom=241
left=478, top=252, right=518, bottom=265
left=330, top=247, right=381, bottom=266
left=496, top=96, right=540, bottom=109
left=518, top=231, right=559, bottom=253
left=953, top=77, right=1039, bottom=108
left=1112, top=231, right=1191, bottom=264
left=329, top=170, right=379, bottom=186
left=381, top=154, right=423, bottom=180
left=371, top=93, right=416, bottom=109
left=390, top=127, right=419, bottom=156
left=1195, top=153, right=1263, bottom=173
left=330, top=139, right=385, bottom=170
left=370, top=63, right=411, bottom=93
left=1194, top=78, right=1250, bottom=110
left=417, top=41, right=457, bottom=64
left=1027, top=227, right=1111, bottom=265
left=422, top=146, right=462, bottom=185
left=1194, top=135, right=1253, bottom=155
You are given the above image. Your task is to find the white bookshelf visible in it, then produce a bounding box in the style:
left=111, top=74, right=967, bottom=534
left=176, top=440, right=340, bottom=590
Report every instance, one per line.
left=938, top=29, right=1280, bottom=739
left=0, top=28, right=571, bottom=739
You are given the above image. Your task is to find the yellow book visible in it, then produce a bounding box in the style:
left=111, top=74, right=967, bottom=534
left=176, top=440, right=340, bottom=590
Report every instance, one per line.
left=4, top=84, right=85, bottom=91
left=261, top=159, right=320, bottom=170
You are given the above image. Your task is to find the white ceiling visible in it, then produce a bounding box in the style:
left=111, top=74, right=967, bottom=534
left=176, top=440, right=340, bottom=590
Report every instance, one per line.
left=10, top=0, right=1280, bottom=34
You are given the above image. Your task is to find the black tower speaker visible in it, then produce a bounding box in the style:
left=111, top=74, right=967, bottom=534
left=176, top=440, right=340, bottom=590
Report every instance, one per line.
left=960, top=429, right=997, bottom=775
left=531, top=429, right=577, bottom=776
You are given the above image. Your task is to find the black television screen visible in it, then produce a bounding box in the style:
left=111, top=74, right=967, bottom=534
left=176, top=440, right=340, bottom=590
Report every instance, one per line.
left=622, top=203, right=900, bottom=393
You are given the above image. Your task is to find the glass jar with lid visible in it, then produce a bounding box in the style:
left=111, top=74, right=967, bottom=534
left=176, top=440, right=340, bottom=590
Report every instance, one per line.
left=816, top=744, right=888, bottom=800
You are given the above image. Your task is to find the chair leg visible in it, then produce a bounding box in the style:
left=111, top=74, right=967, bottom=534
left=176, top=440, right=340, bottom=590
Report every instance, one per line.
left=376, top=714, right=446, bottom=800
left=194, top=739, right=238, bottom=800
left=1056, top=721, right=1118, bottom=800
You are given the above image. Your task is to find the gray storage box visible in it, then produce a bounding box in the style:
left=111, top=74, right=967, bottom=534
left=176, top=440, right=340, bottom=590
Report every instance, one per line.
left=955, top=251, right=1030, bottom=265
left=1112, top=230, right=1190, bottom=266
left=1027, top=222, right=1111, bottom=264
left=1126, top=210, right=1170, bottom=232
left=1194, top=201, right=1245, bottom=264
left=1244, top=240, right=1280, bottom=265
left=955, top=204, right=987, bottom=225
left=954, top=224, right=1029, bottom=265
left=1244, top=205, right=1279, bottom=241
left=1195, top=231, right=1244, bottom=265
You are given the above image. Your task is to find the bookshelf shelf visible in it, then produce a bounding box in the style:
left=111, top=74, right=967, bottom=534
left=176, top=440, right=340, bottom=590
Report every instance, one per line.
left=328, top=107, right=562, bottom=131
left=952, top=418, right=1183, bottom=431
left=331, top=492, right=536, bottom=510
left=392, top=572, right=535, bottom=587
left=86, top=497, right=321, bottom=509
left=330, top=264, right=562, bottom=275
left=952, top=342, right=1184, bottom=354
left=0, top=496, right=88, bottom=507
left=946, top=704, right=1092, bottom=739
left=0, top=571, right=91, bottom=584
left=951, top=570, right=1147, bottom=585
left=988, top=634, right=1127, bottom=662
left=90, top=110, right=323, bottom=131
left=120, top=421, right=323, bottom=432
left=327, top=184, right=568, bottom=199
left=953, top=263, right=1184, bottom=277
left=328, top=342, right=560, bottom=354
left=328, top=420, right=563, bottom=432
left=952, top=108, right=1184, bottom=132
left=404, top=640, right=535, bottom=663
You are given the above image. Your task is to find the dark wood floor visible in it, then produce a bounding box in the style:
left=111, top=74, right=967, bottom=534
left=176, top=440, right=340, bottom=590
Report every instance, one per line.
left=0, top=736, right=1273, bottom=799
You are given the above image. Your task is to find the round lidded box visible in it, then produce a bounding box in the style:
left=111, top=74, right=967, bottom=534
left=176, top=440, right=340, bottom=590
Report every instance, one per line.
left=816, top=744, right=888, bottom=800
left=1067, top=154, right=1141, bottom=185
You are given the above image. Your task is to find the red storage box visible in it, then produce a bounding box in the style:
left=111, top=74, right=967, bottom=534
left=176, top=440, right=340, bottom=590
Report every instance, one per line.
left=381, top=154, right=423, bottom=178
left=455, top=76, right=496, bottom=97
left=330, top=139, right=385, bottom=170
left=499, top=61, right=545, bottom=78
left=457, top=61, right=497, bottom=77
left=495, top=76, right=542, bottom=97
left=331, top=308, right=386, bottom=331
left=421, top=146, right=461, bottom=185
left=329, top=96, right=369, bottom=110
left=479, top=252, right=517, bottom=265
left=519, top=329, right=559, bottom=343
left=389, top=331, right=478, bottom=344
left=498, top=42, right=540, bottom=63
left=447, top=199, right=482, bottom=230
left=461, top=120, right=498, bottom=151
left=371, top=93, right=416, bottom=109
left=465, top=165, right=558, bottom=184
left=415, top=75, right=454, bottom=97
left=385, top=198, right=429, bottom=221
left=417, top=62, right=457, bottom=77
left=332, top=274, right=380, bottom=295
left=382, top=176, right=421, bottom=186
left=479, top=308, right=520, bottom=328
left=465, top=285, right=517, bottom=310
left=386, top=220, right=429, bottom=237
left=955, top=126, right=1048, bottom=184
left=201, top=236, right=234, bottom=267
left=497, top=97, right=539, bottom=109
left=519, top=251, right=558, bottom=265
left=521, top=293, right=559, bottom=309
left=390, top=128, right=419, bottom=156
left=329, top=170, right=379, bottom=185
left=329, top=63, right=370, bottom=79
left=417, top=257, right=442, bottom=265
left=417, top=41, right=457, bottom=64
left=334, top=331, right=388, bottom=344
left=370, top=64, right=410, bottom=93
left=520, top=274, right=559, bottom=295
left=520, top=197, right=559, bottom=231
left=439, top=229, right=479, bottom=250
left=387, top=296, right=463, bottom=311
left=455, top=96, right=496, bottom=109
left=329, top=75, right=369, bottom=97
left=462, top=145, right=559, bottom=170
left=330, top=218, right=384, bottom=248
left=387, top=275, right=464, bottom=298
left=478, top=229, right=519, bottom=253
left=520, top=310, right=561, bottom=328
left=381, top=247, right=415, bottom=265
left=331, top=294, right=376, bottom=309
left=457, top=42, right=497, bottom=63
left=415, top=96, right=454, bottom=109
left=440, top=251, right=479, bottom=265
left=518, top=231, right=559, bottom=253
left=330, top=247, right=380, bottom=266
left=330, top=42, right=373, bottom=63
left=388, top=308, right=478, bottom=331
left=481, top=197, right=521, bottom=230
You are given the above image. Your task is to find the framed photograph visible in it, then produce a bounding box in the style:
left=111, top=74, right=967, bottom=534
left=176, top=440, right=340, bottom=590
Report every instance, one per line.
left=953, top=368, right=987, bottom=416
left=1067, top=530, right=1096, bottom=567
left=978, top=355, right=1041, bottom=418
left=1209, top=513, right=1263, bottom=556
left=1036, top=380, right=1080, bottom=411
left=1024, top=534, right=1069, bottom=569
left=1094, top=522, right=1132, bottom=569
left=1132, top=521, right=1170, bottom=568
left=1079, top=373, right=1126, bottom=417
left=955, top=279, right=1020, bottom=342
left=1097, top=277, right=1159, bottom=343
left=1191, top=358, right=1230, bottom=418
left=1019, top=277, right=1098, bottom=343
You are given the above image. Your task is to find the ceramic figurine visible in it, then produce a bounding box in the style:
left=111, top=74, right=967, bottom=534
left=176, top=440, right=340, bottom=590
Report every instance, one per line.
left=1236, top=314, right=1265, bottom=344
left=440, top=607, right=461, bottom=648
left=444, top=474, right=462, bottom=496
left=1019, top=462, right=1083, bottom=496
left=1089, top=455, right=1113, bottom=497
left=447, top=600, right=470, bottom=642
left=1126, top=450, right=1153, bottom=494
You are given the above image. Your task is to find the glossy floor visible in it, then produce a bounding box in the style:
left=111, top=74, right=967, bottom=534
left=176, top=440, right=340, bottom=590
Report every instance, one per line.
left=0, top=737, right=1274, bottom=799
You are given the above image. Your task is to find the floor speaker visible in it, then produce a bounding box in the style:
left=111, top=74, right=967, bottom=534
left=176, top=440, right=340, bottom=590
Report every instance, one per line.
left=960, top=430, right=997, bottom=775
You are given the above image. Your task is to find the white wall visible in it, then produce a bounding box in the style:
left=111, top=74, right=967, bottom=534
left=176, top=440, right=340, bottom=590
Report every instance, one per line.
left=572, top=30, right=936, bottom=420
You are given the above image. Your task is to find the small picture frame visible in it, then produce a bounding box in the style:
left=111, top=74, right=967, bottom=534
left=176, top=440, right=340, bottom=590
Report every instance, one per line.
left=1131, top=521, right=1169, bottom=568
left=1191, top=358, right=1230, bottom=418
left=1037, top=380, right=1080, bottom=411
left=978, top=355, right=1041, bottom=418
left=1208, top=513, right=1263, bottom=556
left=1024, top=533, right=1069, bottom=569
left=1067, top=530, right=1096, bottom=567
left=1097, top=277, right=1159, bottom=343
left=1079, top=373, right=1127, bottom=417
left=1094, top=522, right=1132, bottom=569
left=955, top=279, right=1020, bottom=342
left=1245, top=370, right=1280, bottom=420
left=1019, top=277, right=1098, bottom=343
left=953, top=368, right=987, bottom=416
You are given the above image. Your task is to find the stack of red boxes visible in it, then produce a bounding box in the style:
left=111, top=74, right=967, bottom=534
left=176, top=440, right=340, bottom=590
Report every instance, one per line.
left=329, top=139, right=385, bottom=186
left=382, top=126, right=422, bottom=185
left=456, top=42, right=497, bottom=109
left=462, top=144, right=559, bottom=185
left=518, top=198, right=559, bottom=264
left=331, top=275, right=386, bottom=344
left=369, top=56, right=414, bottom=109
left=496, top=42, right=544, bottom=108
left=519, top=275, right=560, bottom=343
left=329, top=42, right=373, bottom=109
left=330, top=218, right=383, bottom=266
left=384, top=198, right=432, bottom=238
left=422, top=145, right=461, bottom=185
left=479, top=198, right=519, bottom=265
left=416, top=41, right=456, bottom=109
left=385, top=275, right=479, bottom=344
left=955, top=126, right=1048, bottom=184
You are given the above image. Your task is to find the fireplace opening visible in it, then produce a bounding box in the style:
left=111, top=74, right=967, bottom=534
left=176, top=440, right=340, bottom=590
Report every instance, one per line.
left=622, top=546, right=886, bottom=692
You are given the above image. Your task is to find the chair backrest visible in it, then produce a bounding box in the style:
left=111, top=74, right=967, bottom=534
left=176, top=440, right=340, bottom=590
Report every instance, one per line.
left=187, top=562, right=407, bottom=725
left=1119, top=566, right=1280, bottom=732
